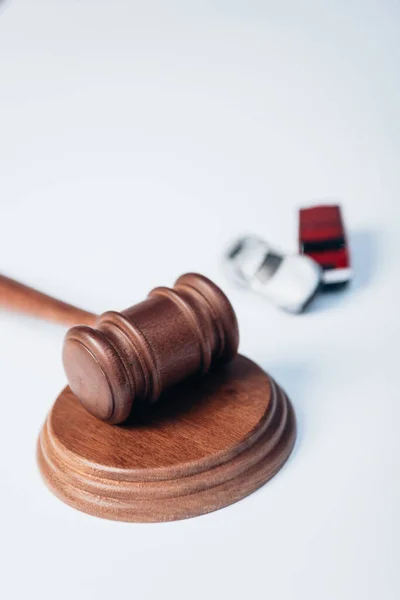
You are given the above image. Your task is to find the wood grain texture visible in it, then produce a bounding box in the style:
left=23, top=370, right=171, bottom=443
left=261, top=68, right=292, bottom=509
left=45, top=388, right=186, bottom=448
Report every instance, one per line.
left=0, top=274, right=96, bottom=327
left=37, top=355, right=296, bottom=523
left=63, top=273, right=239, bottom=423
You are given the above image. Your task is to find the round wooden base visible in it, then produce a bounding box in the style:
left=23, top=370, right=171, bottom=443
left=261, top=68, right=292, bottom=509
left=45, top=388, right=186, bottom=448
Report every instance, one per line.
left=37, top=355, right=296, bottom=523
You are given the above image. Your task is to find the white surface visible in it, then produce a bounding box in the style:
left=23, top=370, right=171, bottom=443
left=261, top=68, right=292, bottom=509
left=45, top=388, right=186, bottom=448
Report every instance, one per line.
left=0, top=2, right=399, bottom=599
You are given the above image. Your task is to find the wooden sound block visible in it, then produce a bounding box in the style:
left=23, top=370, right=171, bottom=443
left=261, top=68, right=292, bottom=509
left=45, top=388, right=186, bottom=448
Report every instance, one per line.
left=37, top=355, right=296, bottom=523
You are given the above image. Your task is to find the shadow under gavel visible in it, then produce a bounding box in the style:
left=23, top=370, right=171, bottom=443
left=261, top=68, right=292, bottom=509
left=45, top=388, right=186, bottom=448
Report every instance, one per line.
left=0, top=273, right=239, bottom=424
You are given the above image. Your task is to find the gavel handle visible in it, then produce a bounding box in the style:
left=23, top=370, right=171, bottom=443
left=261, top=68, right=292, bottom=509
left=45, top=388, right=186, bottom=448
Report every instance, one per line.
left=0, top=274, right=97, bottom=327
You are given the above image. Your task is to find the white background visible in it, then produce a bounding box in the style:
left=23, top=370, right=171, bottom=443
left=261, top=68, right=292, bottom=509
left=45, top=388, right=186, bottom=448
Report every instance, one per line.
left=0, top=1, right=399, bottom=599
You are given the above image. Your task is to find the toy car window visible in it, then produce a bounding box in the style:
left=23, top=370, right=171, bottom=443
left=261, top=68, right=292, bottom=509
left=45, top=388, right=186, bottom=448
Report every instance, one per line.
left=228, top=240, right=245, bottom=260
left=302, top=237, right=345, bottom=253
left=256, top=252, right=283, bottom=283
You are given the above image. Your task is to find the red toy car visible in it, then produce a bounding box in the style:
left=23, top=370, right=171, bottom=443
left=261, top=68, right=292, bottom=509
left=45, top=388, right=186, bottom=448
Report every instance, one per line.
left=299, top=205, right=351, bottom=285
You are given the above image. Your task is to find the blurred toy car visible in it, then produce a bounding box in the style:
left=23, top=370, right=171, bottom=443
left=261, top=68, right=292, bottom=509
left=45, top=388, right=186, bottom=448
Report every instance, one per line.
left=224, top=236, right=322, bottom=313
left=299, top=205, right=351, bottom=285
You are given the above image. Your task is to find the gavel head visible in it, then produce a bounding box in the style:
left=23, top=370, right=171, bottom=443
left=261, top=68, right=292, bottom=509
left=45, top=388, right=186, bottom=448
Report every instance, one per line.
left=62, top=273, right=239, bottom=424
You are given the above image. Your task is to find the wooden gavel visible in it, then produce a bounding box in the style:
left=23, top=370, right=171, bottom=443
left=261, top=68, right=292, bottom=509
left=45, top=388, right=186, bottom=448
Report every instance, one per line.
left=0, top=273, right=239, bottom=423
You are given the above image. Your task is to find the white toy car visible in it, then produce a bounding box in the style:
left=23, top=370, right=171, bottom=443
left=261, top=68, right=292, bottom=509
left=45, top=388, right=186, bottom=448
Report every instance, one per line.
left=224, top=236, right=322, bottom=313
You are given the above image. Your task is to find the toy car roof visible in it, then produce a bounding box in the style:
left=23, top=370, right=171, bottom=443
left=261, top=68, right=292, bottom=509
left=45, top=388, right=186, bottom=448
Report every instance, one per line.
left=299, top=205, right=345, bottom=243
